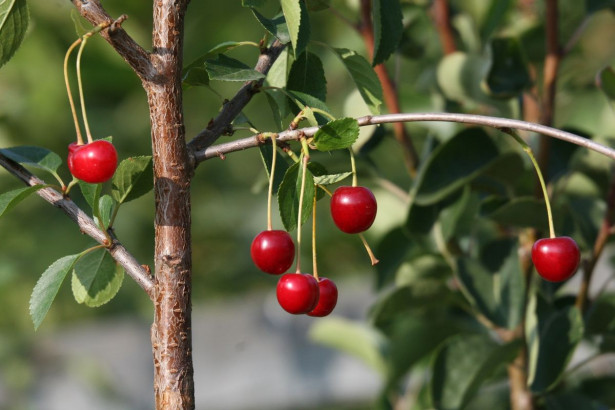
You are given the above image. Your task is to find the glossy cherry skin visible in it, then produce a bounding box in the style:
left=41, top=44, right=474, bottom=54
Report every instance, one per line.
left=68, top=140, right=118, bottom=184
left=276, top=273, right=319, bottom=314
left=330, top=186, right=377, bottom=234
left=531, top=236, right=580, bottom=282
left=250, top=230, right=295, bottom=275
left=307, top=277, right=338, bottom=317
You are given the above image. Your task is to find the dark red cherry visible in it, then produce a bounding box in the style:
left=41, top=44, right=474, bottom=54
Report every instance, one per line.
left=330, top=186, right=377, bottom=234
left=307, top=277, right=338, bottom=317
left=250, top=230, right=295, bottom=275
left=276, top=273, right=319, bottom=314
left=531, top=236, right=580, bottom=282
left=68, top=140, right=118, bottom=184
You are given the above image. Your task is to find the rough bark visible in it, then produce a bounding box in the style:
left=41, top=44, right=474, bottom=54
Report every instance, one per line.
left=146, top=1, right=194, bottom=408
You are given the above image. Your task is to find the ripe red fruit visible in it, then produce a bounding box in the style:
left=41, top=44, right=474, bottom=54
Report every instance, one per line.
left=307, top=277, right=338, bottom=317
left=531, top=236, right=581, bottom=282
left=251, top=230, right=295, bottom=275
left=68, top=140, right=118, bottom=184
left=330, top=186, right=377, bottom=234
left=276, top=273, right=319, bottom=314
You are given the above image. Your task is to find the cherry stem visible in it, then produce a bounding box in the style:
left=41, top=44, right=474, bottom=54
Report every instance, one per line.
left=265, top=133, right=278, bottom=231
left=349, top=148, right=358, bottom=187
left=64, top=38, right=85, bottom=145
left=503, top=128, right=556, bottom=238
left=76, top=34, right=94, bottom=144
left=295, top=138, right=310, bottom=273
left=312, top=193, right=319, bottom=281
left=359, top=233, right=380, bottom=266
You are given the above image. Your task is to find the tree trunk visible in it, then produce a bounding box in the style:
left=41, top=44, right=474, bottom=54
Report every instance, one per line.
left=147, top=1, right=194, bottom=408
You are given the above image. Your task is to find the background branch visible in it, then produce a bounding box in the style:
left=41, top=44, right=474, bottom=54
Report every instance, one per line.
left=0, top=154, right=155, bottom=300
left=195, top=112, right=615, bottom=163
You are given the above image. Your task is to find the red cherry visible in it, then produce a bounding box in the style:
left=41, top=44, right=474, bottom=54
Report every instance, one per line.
left=531, top=236, right=580, bottom=282
left=251, top=230, right=295, bottom=275
left=68, top=140, right=118, bottom=184
left=307, top=277, right=338, bottom=317
left=276, top=273, right=319, bottom=314
left=330, top=186, right=377, bottom=234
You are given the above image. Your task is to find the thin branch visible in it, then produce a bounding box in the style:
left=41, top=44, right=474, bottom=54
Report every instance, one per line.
left=0, top=154, right=155, bottom=300
left=431, top=0, right=457, bottom=55
left=187, top=40, right=287, bottom=155
left=195, top=112, right=615, bottom=163
left=71, top=0, right=156, bottom=82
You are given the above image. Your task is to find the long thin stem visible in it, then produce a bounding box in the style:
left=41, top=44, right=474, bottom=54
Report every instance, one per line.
left=295, top=143, right=310, bottom=273
left=266, top=134, right=278, bottom=231
left=76, top=35, right=94, bottom=143
left=349, top=148, right=358, bottom=187
left=312, top=193, right=319, bottom=281
left=64, top=38, right=85, bottom=145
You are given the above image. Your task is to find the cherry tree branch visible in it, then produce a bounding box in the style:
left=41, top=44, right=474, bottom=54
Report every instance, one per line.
left=71, top=0, right=156, bottom=82
left=195, top=112, right=615, bottom=163
left=0, top=154, right=155, bottom=300
left=187, top=40, right=287, bottom=155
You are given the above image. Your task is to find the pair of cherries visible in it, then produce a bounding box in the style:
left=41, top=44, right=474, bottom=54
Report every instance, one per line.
left=67, top=140, right=118, bottom=184
left=251, top=186, right=378, bottom=316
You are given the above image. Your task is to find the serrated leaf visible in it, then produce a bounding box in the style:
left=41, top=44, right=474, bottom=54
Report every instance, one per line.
left=287, top=51, right=327, bottom=102
left=71, top=248, right=124, bottom=307
left=30, top=254, right=81, bottom=330
left=0, top=0, right=29, bottom=68
left=0, top=185, right=44, bottom=217
left=286, top=90, right=331, bottom=122
left=96, top=195, right=115, bottom=229
left=78, top=180, right=102, bottom=211
left=526, top=293, right=584, bottom=393
left=333, top=48, right=382, bottom=114
left=281, top=0, right=310, bottom=56
left=313, top=118, right=360, bottom=151
left=431, top=334, right=521, bottom=410
left=483, top=37, right=531, bottom=99
left=455, top=239, right=525, bottom=329
left=204, top=54, right=266, bottom=82
left=313, top=172, right=352, bottom=185
left=251, top=9, right=290, bottom=44
left=372, top=0, right=403, bottom=65
left=111, top=156, right=153, bottom=204
left=277, top=160, right=315, bottom=231
left=309, top=317, right=388, bottom=375
left=0, top=146, right=62, bottom=174
left=413, top=128, right=500, bottom=205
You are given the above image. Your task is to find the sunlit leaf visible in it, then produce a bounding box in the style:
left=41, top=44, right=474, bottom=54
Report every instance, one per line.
left=281, top=0, right=310, bottom=56
left=251, top=9, right=290, bottom=44
left=111, top=156, right=153, bottom=204
left=0, top=0, right=29, bottom=68
left=277, top=160, right=315, bottom=231
left=72, top=248, right=124, bottom=307
left=313, top=118, right=359, bottom=151
left=333, top=48, right=382, bottom=114
left=0, top=146, right=62, bottom=174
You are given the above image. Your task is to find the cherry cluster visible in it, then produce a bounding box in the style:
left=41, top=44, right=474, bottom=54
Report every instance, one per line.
left=251, top=185, right=377, bottom=317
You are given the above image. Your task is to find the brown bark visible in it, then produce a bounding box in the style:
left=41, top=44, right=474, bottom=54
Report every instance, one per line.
left=146, top=1, right=194, bottom=408
left=431, top=0, right=457, bottom=55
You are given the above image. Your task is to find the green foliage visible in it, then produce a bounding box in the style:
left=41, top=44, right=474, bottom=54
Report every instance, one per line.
left=0, top=0, right=28, bottom=68
left=277, top=160, right=314, bottom=231
left=71, top=248, right=124, bottom=308
left=111, top=156, right=153, bottom=205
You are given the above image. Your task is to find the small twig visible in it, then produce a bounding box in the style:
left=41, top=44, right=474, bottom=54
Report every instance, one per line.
left=0, top=154, right=155, bottom=300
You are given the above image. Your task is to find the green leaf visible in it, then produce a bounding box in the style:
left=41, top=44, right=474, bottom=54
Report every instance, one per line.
left=71, top=248, right=124, bottom=307
left=287, top=51, right=327, bottom=102
left=585, top=293, right=615, bottom=337
left=182, top=41, right=248, bottom=87
left=545, top=392, right=609, bottom=410
left=78, top=180, right=102, bottom=211
left=413, top=128, right=500, bottom=205
left=0, top=146, right=62, bottom=174
left=96, top=195, right=115, bottom=230
left=30, top=254, right=81, bottom=330
left=438, top=186, right=480, bottom=241
left=372, top=0, right=403, bottom=65
left=309, top=317, right=388, bottom=375
left=251, top=9, right=290, bottom=44
left=0, top=185, right=44, bottom=217
left=431, top=334, right=521, bottom=410
left=205, top=54, right=266, bottom=82
left=483, top=37, right=531, bottom=99
left=486, top=197, right=550, bottom=231
left=375, top=226, right=412, bottom=289
left=333, top=48, right=382, bottom=114
left=526, top=294, right=584, bottom=393
left=258, top=144, right=290, bottom=194
left=456, top=239, right=525, bottom=329
left=597, top=66, right=615, bottom=102
left=306, top=0, right=330, bottom=11
left=0, top=0, right=29, bottom=68
left=111, top=156, right=153, bottom=204
left=182, top=67, right=209, bottom=87
left=277, top=160, right=315, bottom=231
left=242, top=0, right=269, bottom=7
left=286, top=90, right=331, bottom=123
left=281, top=0, right=310, bottom=56
left=313, top=118, right=360, bottom=151
left=313, top=172, right=352, bottom=185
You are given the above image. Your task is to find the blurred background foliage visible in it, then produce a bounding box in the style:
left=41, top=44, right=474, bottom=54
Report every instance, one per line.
left=1, top=0, right=615, bottom=408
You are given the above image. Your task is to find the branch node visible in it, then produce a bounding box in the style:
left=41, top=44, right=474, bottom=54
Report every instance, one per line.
left=110, top=14, right=128, bottom=32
